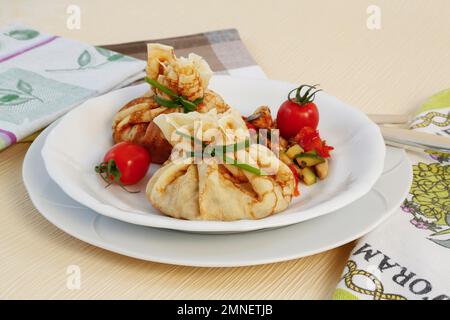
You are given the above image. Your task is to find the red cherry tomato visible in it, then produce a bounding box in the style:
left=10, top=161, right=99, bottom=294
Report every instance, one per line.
left=95, top=142, right=151, bottom=187
left=277, top=84, right=320, bottom=139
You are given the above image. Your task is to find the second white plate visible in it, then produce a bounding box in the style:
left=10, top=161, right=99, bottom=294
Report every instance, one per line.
left=25, top=123, right=411, bottom=267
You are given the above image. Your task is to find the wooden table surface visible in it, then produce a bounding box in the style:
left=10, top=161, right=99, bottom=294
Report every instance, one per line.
left=1, top=0, right=449, bottom=299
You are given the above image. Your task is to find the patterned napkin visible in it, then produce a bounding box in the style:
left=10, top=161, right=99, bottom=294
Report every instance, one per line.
left=333, top=91, right=450, bottom=300
left=0, top=26, right=265, bottom=150
left=0, top=24, right=146, bottom=150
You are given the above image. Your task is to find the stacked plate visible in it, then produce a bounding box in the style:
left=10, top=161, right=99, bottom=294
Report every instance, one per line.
left=23, top=76, right=412, bottom=267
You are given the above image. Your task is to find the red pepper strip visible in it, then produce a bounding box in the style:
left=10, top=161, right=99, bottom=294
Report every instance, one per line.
left=289, top=164, right=300, bottom=196
left=294, top=127, right=334, bottom=158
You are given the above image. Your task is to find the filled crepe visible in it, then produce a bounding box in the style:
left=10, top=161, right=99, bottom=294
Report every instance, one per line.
left=112, top=43, right=229, bottom=164
left=146, top=109, right=295, bottom=221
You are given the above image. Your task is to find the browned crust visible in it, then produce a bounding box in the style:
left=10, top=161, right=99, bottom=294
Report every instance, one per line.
left=112, top=90, right=230, bottom=164
left=112, top=96, right=175, bottom=164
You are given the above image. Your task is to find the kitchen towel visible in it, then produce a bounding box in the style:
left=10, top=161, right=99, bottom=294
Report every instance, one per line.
left=333, top=90, right=450, bottom=300
left=0, top=23, right=147, bottom=150
left=0, top=26, right=265, bottom=150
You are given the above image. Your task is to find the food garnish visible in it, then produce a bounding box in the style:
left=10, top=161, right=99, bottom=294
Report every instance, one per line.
left=315, top=159, right=329, bottom=180
left=224, top=156, right=262, bottom=176
left=175, top=130, right=261, bottom=176
left=95, top=142, right=151, bottom=192
left=279, top=150, right=294, bottom=166
left=286, top=144, right=304, bottom=159
left=289, top=164, right=300, bottom=196
left=294, top=126, right=334, bottom=158
left=145, top=77, right=203, bottom=113
left=295, top=151, right=325, bottom=168
left=301, top=167, right=317, bottom=186
left=277, top=84, right=321, bottom=139
left=242, top=85, right=333, bottom=189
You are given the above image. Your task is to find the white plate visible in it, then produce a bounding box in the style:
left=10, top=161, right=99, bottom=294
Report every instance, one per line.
left=41, top=76, right=386, bottom=233
left=25, top=123, right=411, bottom=267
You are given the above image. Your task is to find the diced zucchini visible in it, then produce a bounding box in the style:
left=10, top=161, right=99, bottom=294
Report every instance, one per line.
left=279, top=151, right=294, bottom=166
left=304, top=150, right=317, bottom=156
left=286, top=144, right=304, bottom=159
left=315, top=159, right=328, bottom=180
left=295, top=153, right=325, bottom=168
left=301, top=167, right=317, bottom=185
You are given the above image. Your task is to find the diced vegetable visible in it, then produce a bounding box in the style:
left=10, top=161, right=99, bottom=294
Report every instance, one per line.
left=294, top=126, right=334, bottom=158
left=279, top=150, right=294, bottom=166
left=295, top=153, right=325, bottom=168
left=286, top=144, right=304, bottom=159
left=304, top=150, right=317, bottom=156
left=315, top=159, right=328, bottom=180
left=301, top=167, right=317, bottom=185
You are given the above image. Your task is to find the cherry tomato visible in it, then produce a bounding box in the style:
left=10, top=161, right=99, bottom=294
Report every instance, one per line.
left=95, top=142, right=151, bottom=187
left=277, top=84, right=320, bottom=139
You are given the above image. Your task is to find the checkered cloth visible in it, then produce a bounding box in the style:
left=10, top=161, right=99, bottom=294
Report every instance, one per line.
left=103, top=28, right=266, bottom=79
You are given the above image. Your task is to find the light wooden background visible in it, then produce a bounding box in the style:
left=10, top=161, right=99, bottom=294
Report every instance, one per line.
left=1, top=0, right=449, bottom=299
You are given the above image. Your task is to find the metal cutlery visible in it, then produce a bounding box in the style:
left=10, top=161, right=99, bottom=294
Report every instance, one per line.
left=368, top=113, right=450, bottom=153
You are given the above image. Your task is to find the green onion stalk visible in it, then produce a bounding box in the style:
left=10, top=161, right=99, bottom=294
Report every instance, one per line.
left=175, top=130, right=262, bottom=176
left=145, top=77, right=203, bottom=113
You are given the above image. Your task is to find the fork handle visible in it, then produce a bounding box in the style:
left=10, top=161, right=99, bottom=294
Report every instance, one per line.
left=368, top=114, right=412, bottom=125
left=379, top=126, right=450, bottom=152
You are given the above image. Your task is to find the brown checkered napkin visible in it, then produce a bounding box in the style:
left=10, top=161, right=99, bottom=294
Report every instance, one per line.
left=102, top=28, right=266, bottom=77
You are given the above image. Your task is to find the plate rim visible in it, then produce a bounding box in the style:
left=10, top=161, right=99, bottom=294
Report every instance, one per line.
left=24, top=121, right=412, bottom=267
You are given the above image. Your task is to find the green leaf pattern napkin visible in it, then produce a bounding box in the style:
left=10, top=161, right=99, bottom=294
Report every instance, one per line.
left=0, top=24, right=145, bottom=150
